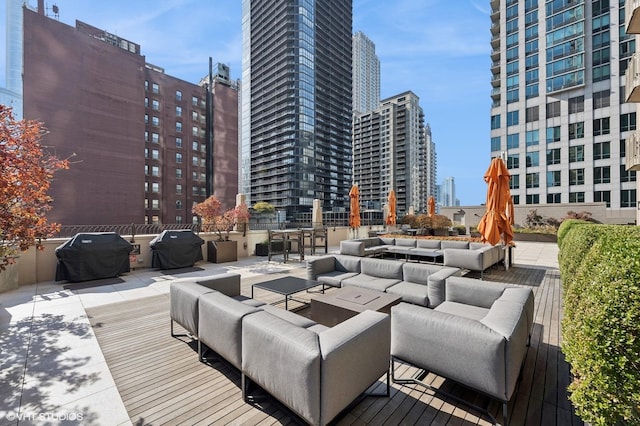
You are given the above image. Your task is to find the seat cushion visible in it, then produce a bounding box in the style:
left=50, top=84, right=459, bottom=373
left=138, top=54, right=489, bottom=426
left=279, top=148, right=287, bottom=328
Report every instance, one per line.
left=317, top=271, right=359, bottom=288
left=386, top=281, right=429, bottom=306
left=434, top=301, right=489, bottom=321
left=342, top=274, right=401, bottom=292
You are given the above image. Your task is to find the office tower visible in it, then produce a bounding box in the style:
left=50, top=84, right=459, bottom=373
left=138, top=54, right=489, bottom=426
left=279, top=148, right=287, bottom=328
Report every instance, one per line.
left=353, top=91, right=430, bottom=215
left=624, top=2, right=640, bottom=225
left=353, top=31, right=380, bottom=114
left=490, top=0, right=636, bottom=223
left=425, top=123, right=438, bottom=203
left=439, top=177, right=456, bottom=207
left=20, top=7, right=237, bottom=225
left=240, top=0, right=353, bottom=217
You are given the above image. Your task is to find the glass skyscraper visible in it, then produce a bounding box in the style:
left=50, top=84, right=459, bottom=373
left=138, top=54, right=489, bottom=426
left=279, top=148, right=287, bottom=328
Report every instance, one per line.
left=490, top=0, right=637, bottom=221
left=240, top=0, right=353, bottom=218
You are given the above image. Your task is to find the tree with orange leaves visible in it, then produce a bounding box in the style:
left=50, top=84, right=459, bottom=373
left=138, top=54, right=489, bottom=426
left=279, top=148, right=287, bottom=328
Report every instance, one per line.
left=0, top=106, right=69, bottom=270
left=192, top=195, right=250, bottom=241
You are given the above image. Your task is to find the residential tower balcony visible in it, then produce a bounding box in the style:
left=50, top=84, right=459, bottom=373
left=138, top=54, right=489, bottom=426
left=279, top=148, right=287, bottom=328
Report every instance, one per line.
left=625, top=0, right=640, bottom=34
left=625, top=131, right=640, bottom=171
left=625, top=53, right=640, bottom=102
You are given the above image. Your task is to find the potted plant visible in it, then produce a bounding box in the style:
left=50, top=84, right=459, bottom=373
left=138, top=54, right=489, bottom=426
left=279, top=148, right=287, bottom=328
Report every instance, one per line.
left=0, top=106, right=69, bottom=291
left=192, top=196, right=250, bottom=263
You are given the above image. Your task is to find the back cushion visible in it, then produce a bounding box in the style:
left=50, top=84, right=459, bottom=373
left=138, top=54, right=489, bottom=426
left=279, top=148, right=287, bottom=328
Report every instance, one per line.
left=402, top=263, right=439, bottom=285
left=416, top=239, right=441, bottom=249
left=441, top=240, right=469, bottom=250
left=334, top=255, right=362, bottom=273
left=395, top=239, right=417, bottom=248
left=380, top=237, right=395, bottom=245
left=469, top=242, right=487, bottom=250
left=361, top=258, right=404, bottom=279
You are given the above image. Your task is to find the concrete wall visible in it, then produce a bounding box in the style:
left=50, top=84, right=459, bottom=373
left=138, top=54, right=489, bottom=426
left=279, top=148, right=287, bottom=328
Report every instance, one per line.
left=441, top=202, right=636, bottom=228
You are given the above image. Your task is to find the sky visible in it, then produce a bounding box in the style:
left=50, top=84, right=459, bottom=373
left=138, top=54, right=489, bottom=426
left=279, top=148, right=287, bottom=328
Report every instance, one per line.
left=0, top=0, right=492, bottom=205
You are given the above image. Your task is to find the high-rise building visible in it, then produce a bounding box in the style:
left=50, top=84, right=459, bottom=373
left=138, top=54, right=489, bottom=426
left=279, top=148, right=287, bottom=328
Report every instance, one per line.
left=352, top=91, right=430, bottom=215
left=20, top=7, right=238, bottom=225
left=240, top=0, right=353, bottom=218
left=0, top=0, right=27, bottom=119
left=490, top=0, right=636, bottom=223
left=624, top=1, right=640, bottom=225
left=352, top=31, right=380, bottom=114
left=438, top=176, right=456, bottom=207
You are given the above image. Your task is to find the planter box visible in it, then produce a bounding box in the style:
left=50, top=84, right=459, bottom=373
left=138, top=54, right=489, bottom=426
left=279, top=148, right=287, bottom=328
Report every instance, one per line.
left=513, top=233, right=557, bottom=243
left=207, top=240, right=238, bottom=263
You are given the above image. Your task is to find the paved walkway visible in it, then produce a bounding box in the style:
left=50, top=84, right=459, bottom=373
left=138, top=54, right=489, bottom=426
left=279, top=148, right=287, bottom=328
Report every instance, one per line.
left=0, top=242, right=559, bottom=425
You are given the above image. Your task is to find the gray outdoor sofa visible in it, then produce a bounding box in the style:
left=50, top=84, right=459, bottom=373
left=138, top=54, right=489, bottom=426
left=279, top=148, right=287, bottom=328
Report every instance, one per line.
left=390, top=276, right=534, bottom=425
left=169, top=273, right=391, bottom=426
left=340, top=237, right=505, bottom=278
left=307, top=254, right=460, bottom=307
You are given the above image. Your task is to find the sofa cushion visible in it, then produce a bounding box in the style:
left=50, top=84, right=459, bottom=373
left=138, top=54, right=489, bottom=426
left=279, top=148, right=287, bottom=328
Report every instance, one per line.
left=446, top=276, right=508, bottom=308
left=441, top=240, right=469, bottom=250
left=416, top=239, right=441, bottom=249
left=380, top=237, right=395, bottom=245
left=261, top=304, right=317, bottom=328
left=386, top=282, right=429, bottom=306
left=317, top=271, right=360, bottom=288
left=402, top=263, right=440, bottom=285
left=395, top=238, right=417, bottom=248
left=340, top=241, right=365, bottom=256
left=342, top=274, right=401, bottom=292
left=361, top=258, right=404, bottom=279
left=435, top=301, right=490, bottom=321
left=334, top=255, right=362, bottom=273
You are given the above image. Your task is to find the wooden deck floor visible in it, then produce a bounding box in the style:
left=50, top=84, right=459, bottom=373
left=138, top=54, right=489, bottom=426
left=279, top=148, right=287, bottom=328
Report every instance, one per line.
left=86, top=264, right=584, bottom=425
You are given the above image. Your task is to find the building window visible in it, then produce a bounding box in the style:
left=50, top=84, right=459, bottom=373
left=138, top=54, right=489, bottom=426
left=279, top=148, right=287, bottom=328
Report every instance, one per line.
left=151, top=166, right=160, bottom=177
left=594, top=166, right=611, bottom=184
left=176, top=153, right=182, bottom=163
left=151, top=215, right=159, bottom=225
left=144, top=97, right=149, bottom=108
left=192, top=171, right=198, bottom=180
left=507, top=133, right=519, bottom=149
left=507, top=89, right=519, bottom=103
left=145, top=80, right=149, bottom=91
left=526, top=194, right=539, bottom=204
left=507, top=111, right=519, bottom=126
left=491, top=115, right=501, bottom=129
left=176, top=215, right=183, bottom=224
left=568, top=96, right=584, bottom=114
left=594, top=142, right=610, bottom=159
left=152, top=116, right=160, bottom=126
left=621, top=165, right=636, bottom=182
left=152, top=99, right=160, bottom=110
left=546, top=126, right=561, bottom=143
left=192, top=126, right=199, bottom=136
left=547, top=148, right=561, bottom=165
left=151, top=149, right=159, bottom=160
left=593, top=117, right=610, bottom=136
left=152, top=133, right=159, bottom=144
left=176, top=168, right=182, bottom=179
left=176, top=184, right=183, bottom=194
left=152, top=199, right=159, bottom=209
left=176, top=137, right=182, bottom=148
left=192, top=111, right=199, bottom=121
left=176, top=106, right=182, bottom=116
left=594, top=190, right=611, bottom=207
left=547, top=193, right=561, bottom=203
left=144, top=165, right=149, bottom=175
left=569, top=145, right=584, bottom=162
left=192, top=186, right=199, bottom=196
left=192, top=141, right=199, bottom=151
left=526, top=172, right=539, bottom=188
left=192, top=156, right=199, bottom=166
left=510, top=174, right=520, bottom=189
left=192, top=96, right=198, bottom=106
left=569, top=122, right=584, bottom=140
left=526, top=106, right=539, bottom=122
left=145, top=131, right=149, bottom=142
left=621, top=189, right=637, bottom=207
left=593, top=90, right=610, bottom=108
left=526, top=130, right=539, bottom=146
left=569, top=192, right=585, bottom=203
left=152, top=83, right=159, bottom=94
left=176, top=122, right=182, bottom=132
left=546, top=101, right=561, bottom=118
left=176, top=90, right=182, bottom=101
left=547, top=170, right=560, bottom=188
left=621, top=139, right=627, bottom=157
left=507, top=154, right=520, bottom=169
left=526, top=151, right=539, bottom=167
left=176, top=200, right=183, bottom=210
left=491, top=136, right=501, bottom=152
left=151, top=182, right=159, bottom=193
left=621, top=113, right=637, bottom=132
left=145, top=114, right=149, bottom=124
left=593, top=64, right=610, bottom=82
left=569, top=168, right=585, bottom=185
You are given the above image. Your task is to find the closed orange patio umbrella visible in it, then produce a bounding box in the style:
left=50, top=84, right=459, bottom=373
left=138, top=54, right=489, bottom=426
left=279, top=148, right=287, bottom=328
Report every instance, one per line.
left=349, top=184, right=361, bottom=228
left=477, top=157, right=514, bottom=246
left=386, top=189, right=397, bottom=225
left=427, top=195, right=436, bottom=217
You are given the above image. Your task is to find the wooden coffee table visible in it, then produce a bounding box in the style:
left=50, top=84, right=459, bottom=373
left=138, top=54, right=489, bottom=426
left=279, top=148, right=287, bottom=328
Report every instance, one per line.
left=311, top=286, right=401, bottom=327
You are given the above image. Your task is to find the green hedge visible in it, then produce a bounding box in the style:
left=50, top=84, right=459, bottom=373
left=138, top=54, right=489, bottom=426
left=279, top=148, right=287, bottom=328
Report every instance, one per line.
left=556, top=219, right=590, bottom=249
left=559, top=224, right=640, bottom=425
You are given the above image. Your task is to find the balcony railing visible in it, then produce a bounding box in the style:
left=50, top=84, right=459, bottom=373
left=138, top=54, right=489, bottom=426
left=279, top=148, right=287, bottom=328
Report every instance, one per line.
left=625, top=53, right=640, bottom=102
left=625, top=132, right=640, bottom=171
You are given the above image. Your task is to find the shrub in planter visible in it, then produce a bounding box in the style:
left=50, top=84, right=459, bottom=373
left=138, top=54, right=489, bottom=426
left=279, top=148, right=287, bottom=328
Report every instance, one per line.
left=559, top=224, right=640, bottom=426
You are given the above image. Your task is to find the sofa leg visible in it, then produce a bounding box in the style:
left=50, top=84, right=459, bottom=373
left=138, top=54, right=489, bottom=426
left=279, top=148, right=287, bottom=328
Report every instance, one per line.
left=503, top=402, right=509, bottom=426
left=391, top=356, right=499, bottom=425
left=170, top=319, right=190, bottom=338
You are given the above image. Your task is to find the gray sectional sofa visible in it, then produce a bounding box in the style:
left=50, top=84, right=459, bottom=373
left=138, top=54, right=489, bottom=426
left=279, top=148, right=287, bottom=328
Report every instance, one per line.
left=307, top=254, right=460, bottom=307
left=390, top=276, right=534, bottom=425
left=340, top=237, right=505, bottom=278
left=169, top=273, right=390, bottom=426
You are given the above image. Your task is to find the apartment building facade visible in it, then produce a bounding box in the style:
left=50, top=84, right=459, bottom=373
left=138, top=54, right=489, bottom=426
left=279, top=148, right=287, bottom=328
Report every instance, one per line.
left=624, top=0, right=640, bottom=225
left=490, top=0, right=637, bottom=223
left=352, top=91, right=431, bottom=215
left=240, top=0, right=353, bottom=218
left=20, top=7, right=237, bottom=226
left=352, top=31, right=381, bottom=114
